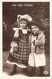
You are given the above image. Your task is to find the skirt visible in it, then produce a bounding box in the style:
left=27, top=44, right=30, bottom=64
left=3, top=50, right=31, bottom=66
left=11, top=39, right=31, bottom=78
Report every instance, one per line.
left=7, top=41, right=30, bottom=68
left=28, top=53, right=46, bottom=67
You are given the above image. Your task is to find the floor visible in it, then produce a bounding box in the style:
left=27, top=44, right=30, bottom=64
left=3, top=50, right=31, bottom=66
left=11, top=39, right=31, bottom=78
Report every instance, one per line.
left=2, top=50, right=50, bottom=78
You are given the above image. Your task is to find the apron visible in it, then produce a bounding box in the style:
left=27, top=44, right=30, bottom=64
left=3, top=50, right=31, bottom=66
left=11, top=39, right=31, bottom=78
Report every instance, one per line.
left=7, top=30, right=30, bottom=68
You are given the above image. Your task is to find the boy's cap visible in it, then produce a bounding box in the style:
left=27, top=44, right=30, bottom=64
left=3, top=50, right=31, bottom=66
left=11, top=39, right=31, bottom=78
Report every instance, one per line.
left=27, top=21, right=45, bottom=31
left=17, top=14, right=32, bottom=22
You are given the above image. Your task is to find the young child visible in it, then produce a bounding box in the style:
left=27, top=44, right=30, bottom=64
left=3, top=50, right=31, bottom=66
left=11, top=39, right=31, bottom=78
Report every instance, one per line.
left=28, top=21, right=46, bottom=76
left=6, top=14, right=32, bottom=75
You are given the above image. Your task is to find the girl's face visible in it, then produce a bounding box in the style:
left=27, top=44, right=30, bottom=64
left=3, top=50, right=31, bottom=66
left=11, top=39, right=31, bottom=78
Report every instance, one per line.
left=19, top=20, right=27, bottom=29
left=31, top=25, right=40, bottom=35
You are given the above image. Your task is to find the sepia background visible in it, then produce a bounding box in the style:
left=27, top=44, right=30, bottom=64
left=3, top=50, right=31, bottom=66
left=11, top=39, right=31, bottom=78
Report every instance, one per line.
left=3, top=2, right=50, bottom=77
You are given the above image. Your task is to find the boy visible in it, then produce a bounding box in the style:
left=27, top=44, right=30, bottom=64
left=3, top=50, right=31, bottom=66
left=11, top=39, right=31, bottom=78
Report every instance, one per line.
left=28, top=21, right=46, bottom=76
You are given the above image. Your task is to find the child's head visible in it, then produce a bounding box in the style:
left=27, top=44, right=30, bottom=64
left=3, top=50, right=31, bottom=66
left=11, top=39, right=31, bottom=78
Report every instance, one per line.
left=28, top=21, right=44, bottom=35
left=31, top=25, right=40, bottom=35
left=19, top=19, right=27, bottom=29
left=17, top=14, right=32, bottom=29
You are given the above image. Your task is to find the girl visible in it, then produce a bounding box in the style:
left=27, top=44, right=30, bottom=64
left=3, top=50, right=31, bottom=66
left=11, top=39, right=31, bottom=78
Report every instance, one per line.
left=28, top=21, right=46, bottom=76
left=6, top=14, right=32, bottom=75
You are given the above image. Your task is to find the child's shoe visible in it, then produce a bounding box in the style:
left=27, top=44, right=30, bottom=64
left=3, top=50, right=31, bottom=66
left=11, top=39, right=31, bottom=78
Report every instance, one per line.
left=8, top=65, right=17, bottom=76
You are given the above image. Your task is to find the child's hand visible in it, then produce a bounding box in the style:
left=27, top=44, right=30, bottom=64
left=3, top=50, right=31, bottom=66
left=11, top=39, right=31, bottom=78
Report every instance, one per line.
left=13, top=47, right=18, bottom=53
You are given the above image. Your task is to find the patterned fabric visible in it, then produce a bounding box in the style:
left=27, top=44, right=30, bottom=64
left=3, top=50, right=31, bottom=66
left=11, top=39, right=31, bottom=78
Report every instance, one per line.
left=8, top=31, right=30, bottom=66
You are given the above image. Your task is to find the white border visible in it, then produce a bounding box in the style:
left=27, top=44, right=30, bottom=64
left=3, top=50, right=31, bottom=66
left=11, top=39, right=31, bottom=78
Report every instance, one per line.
left=50, top=0, right=52, bottom=78
left=0, top=0, right=52, bottom=2
left=0, top=0, right=52, bottom=79
left=0, top=1, right=2, bottom=78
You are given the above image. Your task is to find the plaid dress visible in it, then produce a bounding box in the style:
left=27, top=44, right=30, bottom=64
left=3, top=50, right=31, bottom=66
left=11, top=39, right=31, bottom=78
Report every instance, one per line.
left=7, top=30, right=30, bottom=66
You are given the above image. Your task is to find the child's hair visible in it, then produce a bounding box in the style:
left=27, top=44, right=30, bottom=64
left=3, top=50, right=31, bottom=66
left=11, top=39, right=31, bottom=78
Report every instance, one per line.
left=19, top=19, right=28, bottom=23
left=27, top=21, right=45, bottom=31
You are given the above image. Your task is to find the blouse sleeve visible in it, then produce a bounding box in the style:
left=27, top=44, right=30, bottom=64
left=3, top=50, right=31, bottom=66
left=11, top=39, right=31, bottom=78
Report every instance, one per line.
left=11, top=29, right=19, bottom=42
left=14, top=29, right=19, bottom=38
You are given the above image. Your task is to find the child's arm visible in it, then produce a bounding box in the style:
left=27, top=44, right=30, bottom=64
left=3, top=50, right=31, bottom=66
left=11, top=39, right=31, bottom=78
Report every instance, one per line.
left=10, top=40, right=18, bottom=54
left=9, top=28, right=19, bottom=55
left=33, top=34, right=45, bottom=46
left=10, top=41, right=18, bottom=47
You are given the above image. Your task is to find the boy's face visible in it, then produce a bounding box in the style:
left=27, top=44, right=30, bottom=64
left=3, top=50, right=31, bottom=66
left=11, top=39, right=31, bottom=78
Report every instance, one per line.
left=19, top=20, right=27, bottom=29
left=31, top=25, right=40, bottom=35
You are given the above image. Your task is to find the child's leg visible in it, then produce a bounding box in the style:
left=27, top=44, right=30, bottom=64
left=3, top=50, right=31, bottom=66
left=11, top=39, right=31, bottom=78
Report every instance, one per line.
left=26, top=65, right=35, bottom=76
left=8, top=64, right=17, bottom=75
left=39, top=66, right=45, bottom=76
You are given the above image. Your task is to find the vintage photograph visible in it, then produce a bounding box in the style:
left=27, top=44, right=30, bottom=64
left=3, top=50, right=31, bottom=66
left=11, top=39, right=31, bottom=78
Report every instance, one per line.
left=3, top=2, right=50, bottom=77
